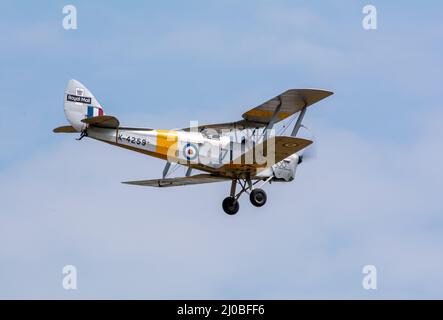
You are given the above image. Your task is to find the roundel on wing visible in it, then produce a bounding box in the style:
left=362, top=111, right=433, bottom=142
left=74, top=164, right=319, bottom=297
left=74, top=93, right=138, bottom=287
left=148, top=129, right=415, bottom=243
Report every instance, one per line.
left=183, top=143, right=198, bottom=161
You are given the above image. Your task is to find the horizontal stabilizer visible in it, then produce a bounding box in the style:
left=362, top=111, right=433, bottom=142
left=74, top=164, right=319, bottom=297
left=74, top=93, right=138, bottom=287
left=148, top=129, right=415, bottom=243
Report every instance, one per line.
left=53, top=125, right=77, bottom=133
left=82, top=115, right=120, bottom=129
left=122, top=174, right=229, bottom=187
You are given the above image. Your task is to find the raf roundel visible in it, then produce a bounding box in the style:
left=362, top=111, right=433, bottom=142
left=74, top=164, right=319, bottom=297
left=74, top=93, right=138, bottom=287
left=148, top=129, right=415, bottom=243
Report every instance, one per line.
left=183, top=143, right=198, bottom=161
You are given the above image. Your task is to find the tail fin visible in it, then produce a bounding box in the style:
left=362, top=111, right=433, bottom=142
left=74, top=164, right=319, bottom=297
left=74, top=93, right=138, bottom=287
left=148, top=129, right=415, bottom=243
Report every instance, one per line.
left=63, top=79, right=104, bottom=132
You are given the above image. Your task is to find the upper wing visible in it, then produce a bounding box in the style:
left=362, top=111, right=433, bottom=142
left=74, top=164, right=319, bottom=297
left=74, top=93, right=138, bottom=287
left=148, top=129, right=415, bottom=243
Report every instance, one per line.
left=122, top=174, right=229, bottom=187
left=181, top=88, right=333, bottom=131
left=242, top=89, right=333, bottom=124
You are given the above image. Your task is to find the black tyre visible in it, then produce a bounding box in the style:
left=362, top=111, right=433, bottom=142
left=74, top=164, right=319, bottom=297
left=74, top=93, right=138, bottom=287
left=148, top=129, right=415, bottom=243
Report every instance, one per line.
left=250, top=189, right=267, bottom=207
left=222, top=197, right=240, bottom=215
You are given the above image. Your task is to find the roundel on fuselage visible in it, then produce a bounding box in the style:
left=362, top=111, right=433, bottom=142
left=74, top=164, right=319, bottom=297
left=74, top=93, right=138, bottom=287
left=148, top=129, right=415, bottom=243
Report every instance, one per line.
left=183, top=143, right=198, bottom=161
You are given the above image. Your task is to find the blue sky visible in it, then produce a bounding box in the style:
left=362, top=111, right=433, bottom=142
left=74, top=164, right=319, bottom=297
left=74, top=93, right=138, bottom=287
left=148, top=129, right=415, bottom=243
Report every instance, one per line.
left=0, top=1, right=442, bottom=299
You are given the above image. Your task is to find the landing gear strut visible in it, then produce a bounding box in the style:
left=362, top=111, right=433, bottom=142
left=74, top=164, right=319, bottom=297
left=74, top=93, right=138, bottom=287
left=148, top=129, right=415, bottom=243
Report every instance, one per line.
left=222, top=180, right=240, bottom=215
left=221, top=177, right=271, bottom=215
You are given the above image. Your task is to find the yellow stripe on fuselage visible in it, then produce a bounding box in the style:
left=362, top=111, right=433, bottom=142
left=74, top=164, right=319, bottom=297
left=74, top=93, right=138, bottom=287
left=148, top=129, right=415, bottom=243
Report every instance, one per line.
left=155, top=130, right=178, bottom=158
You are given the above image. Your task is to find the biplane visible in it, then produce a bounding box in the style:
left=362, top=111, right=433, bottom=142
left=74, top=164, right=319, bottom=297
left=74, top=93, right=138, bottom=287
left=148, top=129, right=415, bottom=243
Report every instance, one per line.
left=54, top=80, right=333, bottom=215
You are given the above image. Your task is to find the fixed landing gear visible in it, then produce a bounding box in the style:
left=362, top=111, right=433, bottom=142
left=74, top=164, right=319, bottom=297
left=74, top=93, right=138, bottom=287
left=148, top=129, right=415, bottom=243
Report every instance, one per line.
left=250, top=188, right=267, bottom=207
left=222, top=178, right=271, bottom=215
left=222, top=197, right=240, bottom=215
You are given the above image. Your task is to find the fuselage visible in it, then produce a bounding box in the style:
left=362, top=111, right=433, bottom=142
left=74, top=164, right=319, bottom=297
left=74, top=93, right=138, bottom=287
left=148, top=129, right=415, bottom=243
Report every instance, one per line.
left=87, top=127, right=298, bottom=180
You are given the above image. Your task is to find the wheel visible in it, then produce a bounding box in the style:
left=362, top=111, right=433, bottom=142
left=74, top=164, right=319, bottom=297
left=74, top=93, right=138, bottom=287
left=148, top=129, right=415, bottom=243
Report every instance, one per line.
left=250, top=189, right=267, bottom=207
left=222, top=197, right=240, bottom=215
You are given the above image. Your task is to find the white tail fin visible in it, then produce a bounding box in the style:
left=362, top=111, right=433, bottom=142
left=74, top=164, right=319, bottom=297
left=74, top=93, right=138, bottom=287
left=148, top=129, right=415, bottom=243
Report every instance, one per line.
left=64, top=79, right=104, bottom=132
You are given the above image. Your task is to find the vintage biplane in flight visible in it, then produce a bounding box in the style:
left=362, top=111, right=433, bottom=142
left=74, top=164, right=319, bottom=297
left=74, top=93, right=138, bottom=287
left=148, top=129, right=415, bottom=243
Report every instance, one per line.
left=54, top=80, right=333, bottom=215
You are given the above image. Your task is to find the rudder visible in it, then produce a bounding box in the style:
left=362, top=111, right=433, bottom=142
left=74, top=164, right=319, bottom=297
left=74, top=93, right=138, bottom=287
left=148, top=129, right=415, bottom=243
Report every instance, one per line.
left=64, top=79, right=104, bottom=132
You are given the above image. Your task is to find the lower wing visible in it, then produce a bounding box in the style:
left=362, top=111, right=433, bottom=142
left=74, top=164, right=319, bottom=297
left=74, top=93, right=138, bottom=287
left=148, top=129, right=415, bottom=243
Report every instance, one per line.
left=122, top=174, right=229, bottom=187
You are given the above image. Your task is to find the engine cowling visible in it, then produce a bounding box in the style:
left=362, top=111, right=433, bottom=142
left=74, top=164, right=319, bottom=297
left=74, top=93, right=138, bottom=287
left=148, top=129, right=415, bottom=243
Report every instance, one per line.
left=272, top=153, right=299, bottom=181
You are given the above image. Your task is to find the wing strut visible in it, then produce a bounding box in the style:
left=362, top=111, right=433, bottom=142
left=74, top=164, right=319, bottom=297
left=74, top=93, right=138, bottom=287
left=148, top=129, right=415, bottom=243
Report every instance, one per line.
left=264, top=97, right=282, bottom=133
left=290, top=106, right=307, bottom=137
left=162, top=162, right=171, bottom=178
left=259, top=97, right=282, bottom=141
